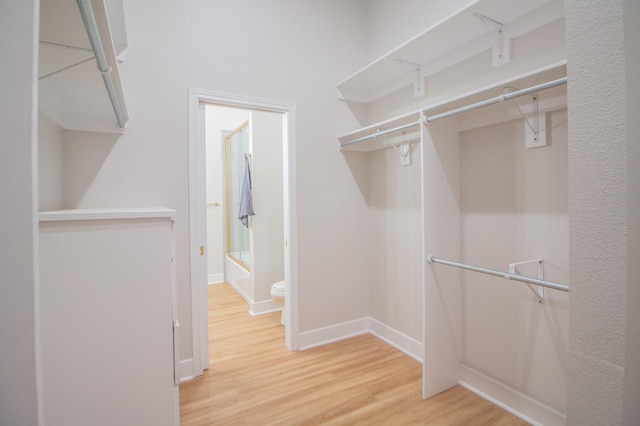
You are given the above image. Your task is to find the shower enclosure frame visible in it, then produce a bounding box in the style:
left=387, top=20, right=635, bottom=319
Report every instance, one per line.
left=224, top=120, right=251, bottom=271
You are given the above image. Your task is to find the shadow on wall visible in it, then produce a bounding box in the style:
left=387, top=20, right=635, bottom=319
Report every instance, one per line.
left=341, top=150, right=370, bottom=203
left=63, top=130, right=119, bottom=208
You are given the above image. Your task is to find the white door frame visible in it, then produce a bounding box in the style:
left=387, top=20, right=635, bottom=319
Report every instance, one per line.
left=187, top=89, right=298, bottom=378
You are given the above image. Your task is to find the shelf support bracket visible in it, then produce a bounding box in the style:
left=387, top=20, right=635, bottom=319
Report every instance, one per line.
left=473, top=12, right=510, bottom=66
left=504, top=87, right=546, bottom=148
left=509, top=259, right=545, bottom=304
left=38, top=56, right=95, bottom=80
left=394, top=58, right=423, bottom=98
left=527, top=94, right=545, bottom=148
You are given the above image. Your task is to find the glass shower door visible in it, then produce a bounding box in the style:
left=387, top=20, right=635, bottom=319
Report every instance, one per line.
left=224, top=121, right=251, bottom=270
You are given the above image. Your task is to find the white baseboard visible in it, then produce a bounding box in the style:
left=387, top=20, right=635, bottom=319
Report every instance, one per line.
left=369, top=318, right=423, bottom=363
left=298, top=318, right=370, bottom=350
left=298, top=317, right=423, bottom=365
left=227, top=280, right=250, bottom=303
left=225, top=282, right=280, bottom=316
left=208, top=273, right=224, bottom=285
left=459, top=364, right=566, bottom=426
left=249, top=299, right=281, bottom=316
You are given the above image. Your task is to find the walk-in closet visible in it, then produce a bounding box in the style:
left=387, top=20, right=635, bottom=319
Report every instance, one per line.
left=337, top=0, right=569, bottom=424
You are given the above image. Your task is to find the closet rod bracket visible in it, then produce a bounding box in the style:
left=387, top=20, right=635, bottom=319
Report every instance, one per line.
left=391, top=131, right=413, bottom=166
left=473, top=12, right=510, bottom=66
left=509, top=259, right=545, bottom=303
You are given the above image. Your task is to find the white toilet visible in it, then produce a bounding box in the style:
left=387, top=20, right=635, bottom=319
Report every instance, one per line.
left=270, top=280, right=285, bottom=326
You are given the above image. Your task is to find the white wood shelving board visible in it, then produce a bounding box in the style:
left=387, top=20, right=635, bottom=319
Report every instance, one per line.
left=338, top=61, right=567, bottom=152
left=39, top=208, right=177, bottom=222
left=336, top=0, right=564, bottom=104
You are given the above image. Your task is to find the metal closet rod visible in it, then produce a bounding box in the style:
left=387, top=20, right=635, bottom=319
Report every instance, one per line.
left=341, top=120, right=421, bottom=147
left=340, top=77, right=568, bottom=146
left=425, top=77, right=567, bottom=122
left=427, top=255, right=569, bottom=292
left=76, top=0, right=127, bottom=129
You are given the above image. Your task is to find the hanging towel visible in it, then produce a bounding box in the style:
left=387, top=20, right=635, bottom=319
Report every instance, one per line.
left=238, top=155, right=255, bottom=227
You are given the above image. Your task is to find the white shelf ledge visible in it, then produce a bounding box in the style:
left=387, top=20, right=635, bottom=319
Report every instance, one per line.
left=336, top=0, right=564, bottom=104
left=337, top=61, right=566, bottom=152
left=39, top=208, right=177, bottom=222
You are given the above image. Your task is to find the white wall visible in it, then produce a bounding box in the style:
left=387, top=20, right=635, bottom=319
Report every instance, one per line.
left=59, top=0, right=369, bottom=360
left=367, top=144, right=423, bottom=342
left=38, top=113, right=64, bottom=211
left=205, top=105, right=249, bottom=283
left=62, top=130, right=120, bottom=209
left=250, top=110, right=285, bottom=304
left=38, top=125, right=121, bottom=212
left=0, top=1, right=41, bottom=425
left=460, top=111, right=569, bottom=416
left=565, top=0, right=640, bottom=424
left=364, top=0, right=473, bottom=61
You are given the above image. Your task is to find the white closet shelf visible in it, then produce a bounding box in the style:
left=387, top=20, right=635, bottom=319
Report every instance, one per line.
left=337, top=61, right=567, bottom=152
left=337, top=0, right=564, bottom=104
left=39, top=208, right=177, bottom=222
left=39, top=0, right=129, bottom=134
left=338, top=111, right=421, bottom=152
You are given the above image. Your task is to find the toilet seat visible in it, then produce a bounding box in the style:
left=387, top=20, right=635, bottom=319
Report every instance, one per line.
left=271, top=280, right=285, bottom=297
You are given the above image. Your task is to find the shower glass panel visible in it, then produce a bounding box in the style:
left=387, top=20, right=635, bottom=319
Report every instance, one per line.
left=225, top=121, right=251, bottom=270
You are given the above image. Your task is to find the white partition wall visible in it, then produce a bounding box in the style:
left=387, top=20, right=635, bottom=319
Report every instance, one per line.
left=39, top=209, right=178, bottom=426
left=0, top=1, right=40, bottom=424
left=422, top=119, right=462, bottom=397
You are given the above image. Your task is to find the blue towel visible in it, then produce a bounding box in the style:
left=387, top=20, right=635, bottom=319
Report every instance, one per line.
left=238, top=155, right=255, bottom=227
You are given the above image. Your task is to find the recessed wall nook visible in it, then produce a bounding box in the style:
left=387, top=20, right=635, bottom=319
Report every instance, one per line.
left=337, top=0, right=569, bottom=424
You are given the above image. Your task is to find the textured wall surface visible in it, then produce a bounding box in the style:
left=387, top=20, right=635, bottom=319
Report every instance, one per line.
left=566, top=0, right=640, bottom=424
left=622, top=0, right=640, bottom=421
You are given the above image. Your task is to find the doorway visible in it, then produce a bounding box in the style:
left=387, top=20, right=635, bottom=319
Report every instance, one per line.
left=187, top=90, right=298, bottom=378
left=205, top=106, right=284, bottom=315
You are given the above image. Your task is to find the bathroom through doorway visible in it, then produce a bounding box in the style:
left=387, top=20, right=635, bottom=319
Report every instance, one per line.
left=205, top=105, right=284, bottom=315
left=188, top=90, right=298, bottom=378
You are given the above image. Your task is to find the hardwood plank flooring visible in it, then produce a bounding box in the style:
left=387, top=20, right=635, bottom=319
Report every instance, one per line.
left=179, top=283, right=528, bottom=425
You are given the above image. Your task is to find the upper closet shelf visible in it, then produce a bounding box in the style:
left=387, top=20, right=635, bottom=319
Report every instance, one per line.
left=337, top=61, right=567, bottom=152
left=337, top=0, right=564, bottom=104
left=39, top=0, right=129, bottom=134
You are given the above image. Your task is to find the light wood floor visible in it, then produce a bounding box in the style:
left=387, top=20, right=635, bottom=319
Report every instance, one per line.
left=179, top=283, right=528, bottom=425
